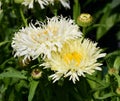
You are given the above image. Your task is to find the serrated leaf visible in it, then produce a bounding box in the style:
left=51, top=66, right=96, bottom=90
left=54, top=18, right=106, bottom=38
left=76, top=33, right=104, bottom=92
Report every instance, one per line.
left=0, top=70, right=27, bottom=79
left=28, top=80, right=39, bottom=101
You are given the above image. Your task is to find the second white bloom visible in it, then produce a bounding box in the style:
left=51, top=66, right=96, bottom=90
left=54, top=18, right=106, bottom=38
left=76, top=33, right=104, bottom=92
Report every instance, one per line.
left=11, top=16, right=82, bottom=64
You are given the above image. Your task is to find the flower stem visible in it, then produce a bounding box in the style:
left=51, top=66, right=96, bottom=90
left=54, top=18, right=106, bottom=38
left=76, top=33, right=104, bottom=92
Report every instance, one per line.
left=53, top=9, right=57, bottom=16
left=20, top=7, right=28, bottom=26
left=73, top=0, right=80, bottom=23
left=114, top=74, right=120, bottom=87
left=82, top=27, right=86, bottom=37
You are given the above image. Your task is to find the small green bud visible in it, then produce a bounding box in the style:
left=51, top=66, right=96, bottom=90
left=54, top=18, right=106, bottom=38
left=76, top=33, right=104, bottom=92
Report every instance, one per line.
left=31, top=68, right=42, bottom=79
left=77, top=13, right=93, bottom=27
left=14, top=0, right=24, bottom=4
left=108, top=68, right=118, bottom=76
left=116, top=87, right=120, bottom=95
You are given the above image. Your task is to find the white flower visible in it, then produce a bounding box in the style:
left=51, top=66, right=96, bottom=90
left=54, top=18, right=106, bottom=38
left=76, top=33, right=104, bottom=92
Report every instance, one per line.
left=11, top=24, right=42, bottom=64
left=22, top=0, right=49, bottom=9
left=49, top=0, right=70, bottom=9
left=42, top=38, right=106, bottom=83
left=41, top=16, right=82, bottom=52
left=11, top=16, right=82, bottom=64
left=59, top=0, right=70, bottom=8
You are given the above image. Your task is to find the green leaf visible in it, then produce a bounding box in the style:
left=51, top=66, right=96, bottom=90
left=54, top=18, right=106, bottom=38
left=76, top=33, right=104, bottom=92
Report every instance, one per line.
left=95, top=92, right=116, bottom=100
left=0, top=68, right=27, bottom=79
left=0, top=41, right=9, bottom=47
left=8, top=89, right=15, bottom=101
left=105, top=50, right=120, bottom=59
left=111, top=0, right=120, bottom=9
left=96, top=14, right=119, bottom=40
left=86, top=75, right=109, bottom=87
left=96, top=4, right=110, bottom=40
left=28, top=80, right=39, bottom=101
left=0, top=12, right=3, bottom=22
left=116, top=31, right=120, bottom=40
left=105, top=50, right=120, bottom=68
left=114, top=56, right=120, bottom=70
left=0, top=58, right=14, bottom=69
left=15, top=80, right=28, bottom=92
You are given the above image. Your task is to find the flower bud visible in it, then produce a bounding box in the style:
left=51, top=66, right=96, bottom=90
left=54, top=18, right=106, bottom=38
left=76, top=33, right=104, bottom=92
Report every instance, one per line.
left=14, top=0, right=24, bottom=4
left=19, top=57, right=31, bottom=67
left=31, top=68, right=42, bottom=79
left=108, top=68, right=118, bottom=76
left=116, top=87, right=120, bottom=95
left=77, top=13, right=93, bottom=27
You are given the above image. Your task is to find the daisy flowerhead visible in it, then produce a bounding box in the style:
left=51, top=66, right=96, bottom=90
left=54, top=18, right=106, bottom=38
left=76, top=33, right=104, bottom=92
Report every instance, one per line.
left=42, top=38, right=106, bottom=83
left=11, top=23, right=42, bottom=64
left=22, top=0, right=49, bottom=9
left=11, top=16, right=82, bottom=64
left=41, top=16, right=82, bottom=52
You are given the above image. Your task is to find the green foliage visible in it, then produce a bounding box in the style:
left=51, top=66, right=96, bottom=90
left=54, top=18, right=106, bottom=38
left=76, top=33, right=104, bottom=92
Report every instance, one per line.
left=0, top=67, right=27, bottom=79
left=28, top=80, right=39, bottom=101
left=96, top=3, right=120, bottom=40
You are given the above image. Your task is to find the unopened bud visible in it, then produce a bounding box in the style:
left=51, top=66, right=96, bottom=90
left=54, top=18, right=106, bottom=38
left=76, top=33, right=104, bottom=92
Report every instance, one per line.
left=108, top=68, right=118, bottom=75
left=77, top=13, right=93, bottom=27
left=14, top=0, right=24, bottom=4
left=116, top=87, right=120, bottom=95
left=19, top=57, right=31, bottom=67
left=31, top=68, right=42, bottom=79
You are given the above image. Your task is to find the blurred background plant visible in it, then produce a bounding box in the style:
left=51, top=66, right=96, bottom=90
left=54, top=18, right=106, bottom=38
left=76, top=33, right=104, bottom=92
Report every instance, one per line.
left=0, top=0, right=120, bottom=101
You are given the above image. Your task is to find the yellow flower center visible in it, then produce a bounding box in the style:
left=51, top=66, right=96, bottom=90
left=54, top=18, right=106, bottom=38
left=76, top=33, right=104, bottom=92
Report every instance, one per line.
left=79, top=13, right=91, bottom=22
left=63, top=51, right=82, bottom=66
left=43, top=26, right=58, bottom=35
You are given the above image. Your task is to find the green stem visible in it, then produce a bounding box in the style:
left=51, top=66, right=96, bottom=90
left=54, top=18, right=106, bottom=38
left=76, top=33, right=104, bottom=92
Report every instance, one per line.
left=82, top=27, right=86, bottom=37
left=114, top=74, right=120, bottom=87
left=117, top=97, right=120, bottom=101
left=73, top=0, right=80, bottom=23
left=53, top=9, right=58, bottom=16
left=20, top=7, right=28, bottom=26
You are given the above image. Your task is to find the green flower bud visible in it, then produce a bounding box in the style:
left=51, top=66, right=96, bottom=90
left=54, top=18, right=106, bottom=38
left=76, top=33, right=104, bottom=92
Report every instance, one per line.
left=14, top=0, right=24, bottom=4
left=108, top=68, right=118, bottom=76
left=77, top=13, right=93, bottom=27
left=31, top=68, right=42, bottom=79
left=116, top=87, right=120, bottom=95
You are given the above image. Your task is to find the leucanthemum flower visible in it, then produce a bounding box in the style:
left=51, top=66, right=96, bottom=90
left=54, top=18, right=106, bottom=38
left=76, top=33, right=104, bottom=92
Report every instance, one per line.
left=42, top=38, right=106, bottom=83
left=11, top=16, right=82, bottom=64
left=22, top=0, right=49, bottom=9
left=11, top=24, right=42, bottom=64
left=22, top=0, right=70, bottom=9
